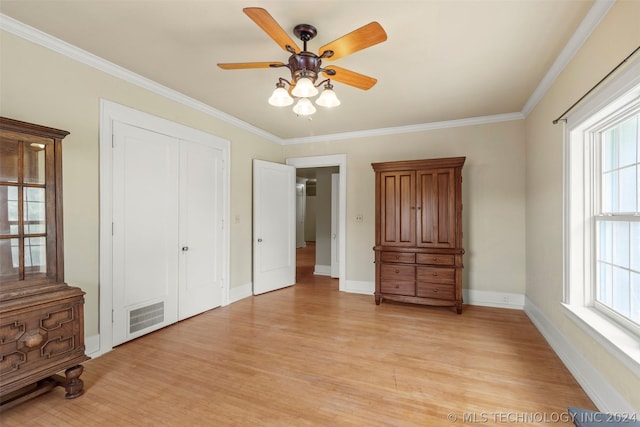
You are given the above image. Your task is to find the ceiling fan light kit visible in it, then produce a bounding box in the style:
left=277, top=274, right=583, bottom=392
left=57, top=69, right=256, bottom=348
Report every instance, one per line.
left=268, top=81, right=294, bottom=107
left=292, top=97, right=317, bottom=116
left=218, top=7, right=387, bottom=117
left=315, top=83, right=341, bottom=108
left=290, top=75, right=319, bottom=98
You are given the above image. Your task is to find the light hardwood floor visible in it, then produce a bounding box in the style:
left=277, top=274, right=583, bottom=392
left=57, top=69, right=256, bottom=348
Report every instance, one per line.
left=1, top=243, right=595, bottom=426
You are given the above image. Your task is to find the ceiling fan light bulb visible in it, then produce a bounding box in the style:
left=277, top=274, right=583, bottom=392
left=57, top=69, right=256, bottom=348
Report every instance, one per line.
left=268, top=86, right=294, bottom=107
left=292, top=97, right=316, bottom=116
left=291, top=77, right=318, bottom=98
left=316, top=87, right=341, bottom=108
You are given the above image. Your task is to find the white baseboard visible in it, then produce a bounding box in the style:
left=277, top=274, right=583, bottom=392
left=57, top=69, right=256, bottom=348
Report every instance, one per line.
left=85, top=333, right=100, bottom=357
left=314, top=265, right=331, bottom=276
left=462, top=289, right=525, bottom=310
left=229, top=282, right=252, bottom=304
left=338, top=283, right=526, bottom=307
left=524, top=297, right=635, bottom=414
left=342, top=280, right=374, bottom=295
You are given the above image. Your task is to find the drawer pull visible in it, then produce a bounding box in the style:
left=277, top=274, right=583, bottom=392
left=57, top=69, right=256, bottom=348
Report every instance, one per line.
left=395, top=285, right=399, bottom=289
left=395, top=255, right=400, bottom=260
left=433, top=257, right=438, bottom=261
left=432, top=272, right=438, bottom=276
left=433, top=289, right=438, bottom=293
left=22, top=331, right=44, bottom=349
left=395, top=269, right=399, bottom=274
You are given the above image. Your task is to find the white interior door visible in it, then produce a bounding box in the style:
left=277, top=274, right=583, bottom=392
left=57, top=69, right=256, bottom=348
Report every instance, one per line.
left=331, top=173, right=339, bottom=278
left=178, top=140, right=224, bottom=320
left=112, top=122, right=179, bottom=346
left=253, top=159, right=296, bottom=295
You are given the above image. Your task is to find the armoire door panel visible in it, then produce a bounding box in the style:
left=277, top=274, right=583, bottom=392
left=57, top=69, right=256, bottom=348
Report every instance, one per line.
left=417, top=171, right=436, bottom=245
left=437, top=171, right=455, bottom=246
left=417, top=169, right=455, bottom=248
left=380, top=171, right=415, bottom=246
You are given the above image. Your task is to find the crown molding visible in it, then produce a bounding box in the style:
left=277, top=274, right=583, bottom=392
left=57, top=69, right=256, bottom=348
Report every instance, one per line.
left=0, top=13, right=282, bottom=145
left=520, top=0, right=616, bottom=117
left=280, top=112, right=525, bottom=145
left=1, top=1, right=614, bottom=145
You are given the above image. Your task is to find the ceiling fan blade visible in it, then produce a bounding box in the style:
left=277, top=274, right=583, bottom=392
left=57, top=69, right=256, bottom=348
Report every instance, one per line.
left=322, top=66, right=378, bottom=90
left=319, top=22, right=387, bottom=61
left=243, top=7, right=301, bottom=53
left=217, top=62, right=285, bottom=70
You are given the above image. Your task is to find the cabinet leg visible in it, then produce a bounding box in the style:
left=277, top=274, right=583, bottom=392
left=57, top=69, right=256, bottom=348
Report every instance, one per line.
left=375, top=295, right=381, bottom=305
left=456, top=302, right=462, bottom=315
left=64, top=365, right=85, bottom=399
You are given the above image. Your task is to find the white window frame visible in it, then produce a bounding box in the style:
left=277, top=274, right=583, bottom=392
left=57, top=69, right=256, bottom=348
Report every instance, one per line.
left=592, top=107, right=640, bottom=335
left=563, top=58, right=640, bottom=377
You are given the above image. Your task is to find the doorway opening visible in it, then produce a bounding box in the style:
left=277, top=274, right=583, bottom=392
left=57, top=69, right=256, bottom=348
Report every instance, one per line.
left=286, top=155, right=347, bottom=291
left=295, top=166, right=339, bottom=282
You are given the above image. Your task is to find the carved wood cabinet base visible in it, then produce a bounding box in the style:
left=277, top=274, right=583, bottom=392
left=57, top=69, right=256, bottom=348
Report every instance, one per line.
left=0, top=285, right=90, bottom=410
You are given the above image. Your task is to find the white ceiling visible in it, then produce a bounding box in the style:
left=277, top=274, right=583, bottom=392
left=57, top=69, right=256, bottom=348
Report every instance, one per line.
left=0, top=0, right=595, bottom=140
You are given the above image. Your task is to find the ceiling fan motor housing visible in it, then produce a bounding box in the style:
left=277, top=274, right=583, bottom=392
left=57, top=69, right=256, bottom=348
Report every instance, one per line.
left=289, top=51, right=321, bottom=83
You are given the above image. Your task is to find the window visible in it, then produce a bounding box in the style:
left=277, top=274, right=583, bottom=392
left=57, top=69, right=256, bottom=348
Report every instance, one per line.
left=564, top=59, right=640, bottom=369
left=595, top=112, right=640, bottom=332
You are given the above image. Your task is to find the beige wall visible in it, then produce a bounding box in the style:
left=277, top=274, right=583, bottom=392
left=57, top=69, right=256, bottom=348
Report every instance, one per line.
left=1, top=27, right=527, bottom=340
left=525, top=0, right=640, bottom=409
left=284, top=120, right=527, bottom=293
left=0, top=31, right=284, bottom=337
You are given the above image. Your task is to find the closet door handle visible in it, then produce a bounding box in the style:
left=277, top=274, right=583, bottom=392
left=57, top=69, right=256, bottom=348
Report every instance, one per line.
left=182, top=246, right=189, bottom=252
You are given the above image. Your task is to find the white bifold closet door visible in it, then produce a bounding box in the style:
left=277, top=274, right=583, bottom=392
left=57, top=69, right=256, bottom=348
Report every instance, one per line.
left=112, top=122, right=223, bottom=346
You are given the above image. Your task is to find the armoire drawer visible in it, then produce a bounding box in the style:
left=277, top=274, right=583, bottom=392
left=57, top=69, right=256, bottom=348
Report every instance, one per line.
left=416, top=254, right=454, bottom=266
left=380, top=280, right=415, bottom=296
left=380, top=251, right=416, bottom=264
left=380, top=264, right=415, bottom=281
left=416, top=267, right=455, bottom=284
left=416, top=283, right=455, bottom=300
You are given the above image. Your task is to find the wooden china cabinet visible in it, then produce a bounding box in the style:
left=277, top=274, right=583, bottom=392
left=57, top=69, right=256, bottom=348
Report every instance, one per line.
left=0, top=118, right=89, bottom=409
left=372, top=157, right=465, bottom=313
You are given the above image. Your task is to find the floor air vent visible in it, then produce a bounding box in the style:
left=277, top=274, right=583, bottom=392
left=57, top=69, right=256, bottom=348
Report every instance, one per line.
left=129, top=302, right=164, bottom=333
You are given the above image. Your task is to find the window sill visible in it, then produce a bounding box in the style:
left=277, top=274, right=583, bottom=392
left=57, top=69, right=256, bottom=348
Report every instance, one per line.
left=562, top=303, right=640, bottom=378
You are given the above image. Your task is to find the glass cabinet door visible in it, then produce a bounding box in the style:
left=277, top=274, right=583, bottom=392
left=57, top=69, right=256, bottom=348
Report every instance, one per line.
left=0, top=122, right=62, bottom=287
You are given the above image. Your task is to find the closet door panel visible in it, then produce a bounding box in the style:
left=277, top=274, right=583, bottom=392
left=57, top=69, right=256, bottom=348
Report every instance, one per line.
left=112, top=122, right=179, bottom=346
left=178, top=141, right=224, bottom=320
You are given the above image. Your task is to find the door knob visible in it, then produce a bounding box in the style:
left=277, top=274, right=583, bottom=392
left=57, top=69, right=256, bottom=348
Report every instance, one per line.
left=257, top=238, right=263, bottom=243
left=182, top=246, right=189, bottom=251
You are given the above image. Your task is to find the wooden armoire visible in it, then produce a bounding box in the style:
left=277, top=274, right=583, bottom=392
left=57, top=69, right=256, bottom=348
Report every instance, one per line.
left=0, top=118, right=89, bottom=409
left=372, top=157, right=465, bottom=314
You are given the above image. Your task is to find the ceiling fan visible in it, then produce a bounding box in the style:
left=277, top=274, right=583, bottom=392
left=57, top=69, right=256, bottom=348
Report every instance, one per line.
left=217, top=7, right=387, bottom=115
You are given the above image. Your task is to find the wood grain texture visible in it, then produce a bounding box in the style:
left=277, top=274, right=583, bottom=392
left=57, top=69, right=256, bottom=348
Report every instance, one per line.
left=0, top=244, right=594, bottom=426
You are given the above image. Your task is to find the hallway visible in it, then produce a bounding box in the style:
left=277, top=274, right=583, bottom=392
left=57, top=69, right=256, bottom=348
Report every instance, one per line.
left=296, top=242, right=337, bottom=287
